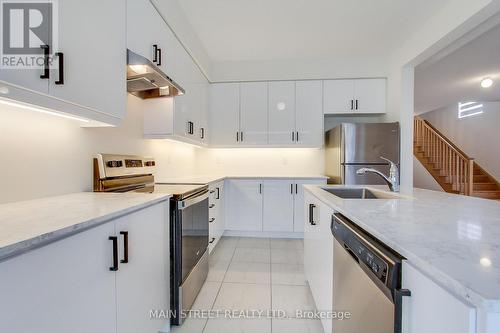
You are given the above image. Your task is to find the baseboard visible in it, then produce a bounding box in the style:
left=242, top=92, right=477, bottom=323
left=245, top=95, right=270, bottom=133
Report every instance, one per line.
left=222, top=230, right=304, bottom=239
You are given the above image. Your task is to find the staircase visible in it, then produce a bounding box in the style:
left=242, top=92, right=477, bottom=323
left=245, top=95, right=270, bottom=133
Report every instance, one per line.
left=414, top=117, right=500, bottom=200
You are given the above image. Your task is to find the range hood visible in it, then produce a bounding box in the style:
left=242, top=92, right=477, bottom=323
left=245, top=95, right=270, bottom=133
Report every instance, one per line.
left=126, top=49, right=185, bottom=99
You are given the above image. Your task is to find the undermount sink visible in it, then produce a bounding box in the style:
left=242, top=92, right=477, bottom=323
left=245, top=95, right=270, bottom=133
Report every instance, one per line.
left=323, top=187, right=400, bottom=199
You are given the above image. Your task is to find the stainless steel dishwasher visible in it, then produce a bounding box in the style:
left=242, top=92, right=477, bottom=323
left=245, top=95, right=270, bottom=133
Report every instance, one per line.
left=331, top=212, right=410, bottom=333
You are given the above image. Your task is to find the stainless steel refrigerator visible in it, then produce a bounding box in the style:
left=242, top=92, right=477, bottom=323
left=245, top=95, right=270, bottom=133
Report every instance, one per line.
left=325, top=122, right=400, bottom=185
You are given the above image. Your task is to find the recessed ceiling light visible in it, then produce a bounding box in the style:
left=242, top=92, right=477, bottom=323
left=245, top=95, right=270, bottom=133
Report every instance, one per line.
left=480, top=257, right=492, bottom=267
left=480, top=78, right=493, bottom=88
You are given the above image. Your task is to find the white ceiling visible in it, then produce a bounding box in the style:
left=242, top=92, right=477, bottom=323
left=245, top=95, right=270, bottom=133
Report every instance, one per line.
left=415, top=22, right=500, bottom=114
left=173, top=0, right=450, bottom=63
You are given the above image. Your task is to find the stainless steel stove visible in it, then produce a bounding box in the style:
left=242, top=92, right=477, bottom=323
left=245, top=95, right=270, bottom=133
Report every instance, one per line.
left=94, top=154, right=209, bottom=326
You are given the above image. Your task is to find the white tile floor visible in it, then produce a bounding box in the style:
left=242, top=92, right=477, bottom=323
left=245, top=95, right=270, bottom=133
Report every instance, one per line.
left=171, top=236, right=324, bottom=333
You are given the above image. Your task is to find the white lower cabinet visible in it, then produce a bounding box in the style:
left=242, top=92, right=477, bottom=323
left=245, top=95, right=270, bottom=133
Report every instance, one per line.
left=226, top=178, right=326, bottom=235
left=263, top=179, right=295, bottom=232
left=0, top=219, right=116, bottom=333
left=226, top=179, right=263, bottom=231
left=0, top=202, right=169, bottom=333
left=209, top=180, right=225, bottom=252
left=303, top=191, right=334, bottom=333
left=115, top=203, right=169, bottom=333
left=402, top=262, right=476, bottom=333
left=293, top=179, right=327, bottom=232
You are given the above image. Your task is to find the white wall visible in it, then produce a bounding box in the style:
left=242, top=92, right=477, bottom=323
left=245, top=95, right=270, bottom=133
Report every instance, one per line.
left=420, top=102, right=500, bottom=180
left=413, top=157, right=444, bottom=191
left=0, top=95, right=198, bottom=204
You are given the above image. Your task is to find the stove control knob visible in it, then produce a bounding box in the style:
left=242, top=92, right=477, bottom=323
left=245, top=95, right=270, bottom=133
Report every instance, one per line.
left=144, top=161, right=156, bottom=167
left=107, top=160, right=123, bottom=168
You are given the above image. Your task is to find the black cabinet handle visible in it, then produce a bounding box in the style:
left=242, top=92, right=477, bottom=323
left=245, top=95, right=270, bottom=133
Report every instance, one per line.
left=295, top=184, right=298, bottom=194
left=209, top=218, right=215, bottom=223
left=120, top=231, right=129, bottom=264
left=40, top=44, right=50, bottom=79
left=152, top=44, right=158, bottom=63
left=200, top=127, right=205, bottom=139
left=292, top=132, right=295, bottom=142
left=259, top=183, right=262, bottom=194
left=109, top=236, right=119, bottom=271
left=240, top=131, right=244, bottom=141
left=296, top=131, right=299, bottom=142
left=309, top=204, right=317, bottom=225
left=290, top=184, right=293, bottom=194
left=209, top=237, right=216, bottom=244
left=55, top=52, right=64, bottom=85
left=157, top=48, right=162, bottom=66
left=350, top=99, right=354, bottom=110
left=355, top=100, right=359, bottom=110
left=216, top=187, right=220, bottom=199
left=209, top=204, right=215, bottom=208
left=187, top=121, right=194, bottom=135
left=236, top=132, right=239, bottom=142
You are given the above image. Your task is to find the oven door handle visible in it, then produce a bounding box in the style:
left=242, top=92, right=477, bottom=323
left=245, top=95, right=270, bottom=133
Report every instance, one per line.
left=177, top=190, right=209, bottom=210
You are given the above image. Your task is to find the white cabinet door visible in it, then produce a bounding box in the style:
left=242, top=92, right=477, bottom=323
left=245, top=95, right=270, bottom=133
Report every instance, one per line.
left=50, top=0, right=126, bottom=120
left=354, top=78, right=386, bottom=114
left=240, top=82, right=268, bottom=145
left=126, top=0, right=162, bottom=63
left=0, top=222, right=116, bottom=333
left=116, top=203, right=169, bottom=333
left=323, top=79, right=354, bottom=114
left=226, top=179, right=263, bottom=231
left=304, top=191, right=321, bottom=295
left=209, top=83, right=240, bottom=146
left=263, top=179, right=295, bottom=232
left=268, top=81, right=296, bottom=145
left=293, top=178, right=327, bottom=232
left=402, top=262, right=476, bottom=333
left=295, top=81, right=324, bottom=147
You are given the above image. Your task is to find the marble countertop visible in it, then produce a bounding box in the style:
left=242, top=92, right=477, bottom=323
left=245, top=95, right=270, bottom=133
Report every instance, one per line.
left=157, top=174, right=328, bottom=184
left=305, top=184, right=500, bottom=311
left=0, top=192, right=171, bottom=262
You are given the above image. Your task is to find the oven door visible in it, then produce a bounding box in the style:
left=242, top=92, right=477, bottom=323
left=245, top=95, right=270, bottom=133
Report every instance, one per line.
left=178, top=191, right=209, bottom=282
left=171, top=189, right=209, bottom=325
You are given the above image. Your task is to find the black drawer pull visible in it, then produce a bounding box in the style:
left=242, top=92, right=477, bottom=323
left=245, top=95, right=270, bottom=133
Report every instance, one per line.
left=309, top=204, right=317, bottom=225
left=40, top=44, right=50, bottom=79
left=209, top=218, right=215, bottom=223
left=216, top=187, right=220, bottom=199
left=209, top=204, right=215, bottom=209
left=55, top=52, right=64, bottom=85
left=120, top=231, right=129, bottom=264
left=209, top=237, right=216, bottom=244
left=109, top=236, right=118, bottom=271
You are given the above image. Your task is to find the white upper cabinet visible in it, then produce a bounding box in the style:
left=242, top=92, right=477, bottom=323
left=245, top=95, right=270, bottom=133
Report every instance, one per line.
left=268, top=81, right=296, bottom=145
left=323, top=79, right=354, bottom=114
left=0, top=0, right=126, bottom=125
left=295, top=80, right=324, bottom=147
left=51, top=0, right=126, bottom=122
left=354, top=78, right=386, bottom=114
left=324, top=78, right=386, bottom=114
left=209, top=83, right=240, bottom=146
left=262, top=179, right=295, bottom=232
left=240, top=82, right=268, bottom=145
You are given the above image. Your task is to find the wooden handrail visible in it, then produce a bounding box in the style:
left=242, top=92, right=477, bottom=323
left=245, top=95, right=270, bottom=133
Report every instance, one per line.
left=414, top=116, right=474, bottom=196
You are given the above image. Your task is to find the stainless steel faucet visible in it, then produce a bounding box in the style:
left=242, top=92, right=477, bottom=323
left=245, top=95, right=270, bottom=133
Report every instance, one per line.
left=356, top=157, right=400, bottom=192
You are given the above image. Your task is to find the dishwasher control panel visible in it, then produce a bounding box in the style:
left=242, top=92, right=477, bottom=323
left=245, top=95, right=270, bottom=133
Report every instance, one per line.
left=331, top=213, right=399, bottom=288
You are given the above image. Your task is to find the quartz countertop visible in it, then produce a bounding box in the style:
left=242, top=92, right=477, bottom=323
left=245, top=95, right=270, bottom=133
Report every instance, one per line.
left=305, top=184, right=500, bottom=311
left=157, top=174, right=328, bottom=184
left=0, top=192, right=171, bottom=262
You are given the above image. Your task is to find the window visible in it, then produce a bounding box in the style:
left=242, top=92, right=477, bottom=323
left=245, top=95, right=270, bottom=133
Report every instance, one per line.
left=458, top=101, right=483, bottom=119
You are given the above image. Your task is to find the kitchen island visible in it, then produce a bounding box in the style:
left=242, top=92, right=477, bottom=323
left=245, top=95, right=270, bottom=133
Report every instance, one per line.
left=304, top=184, right=500, bottom=333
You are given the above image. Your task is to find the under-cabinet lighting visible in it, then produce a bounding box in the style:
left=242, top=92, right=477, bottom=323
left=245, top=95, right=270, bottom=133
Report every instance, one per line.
left=0, top=97, right=90, bottom=123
